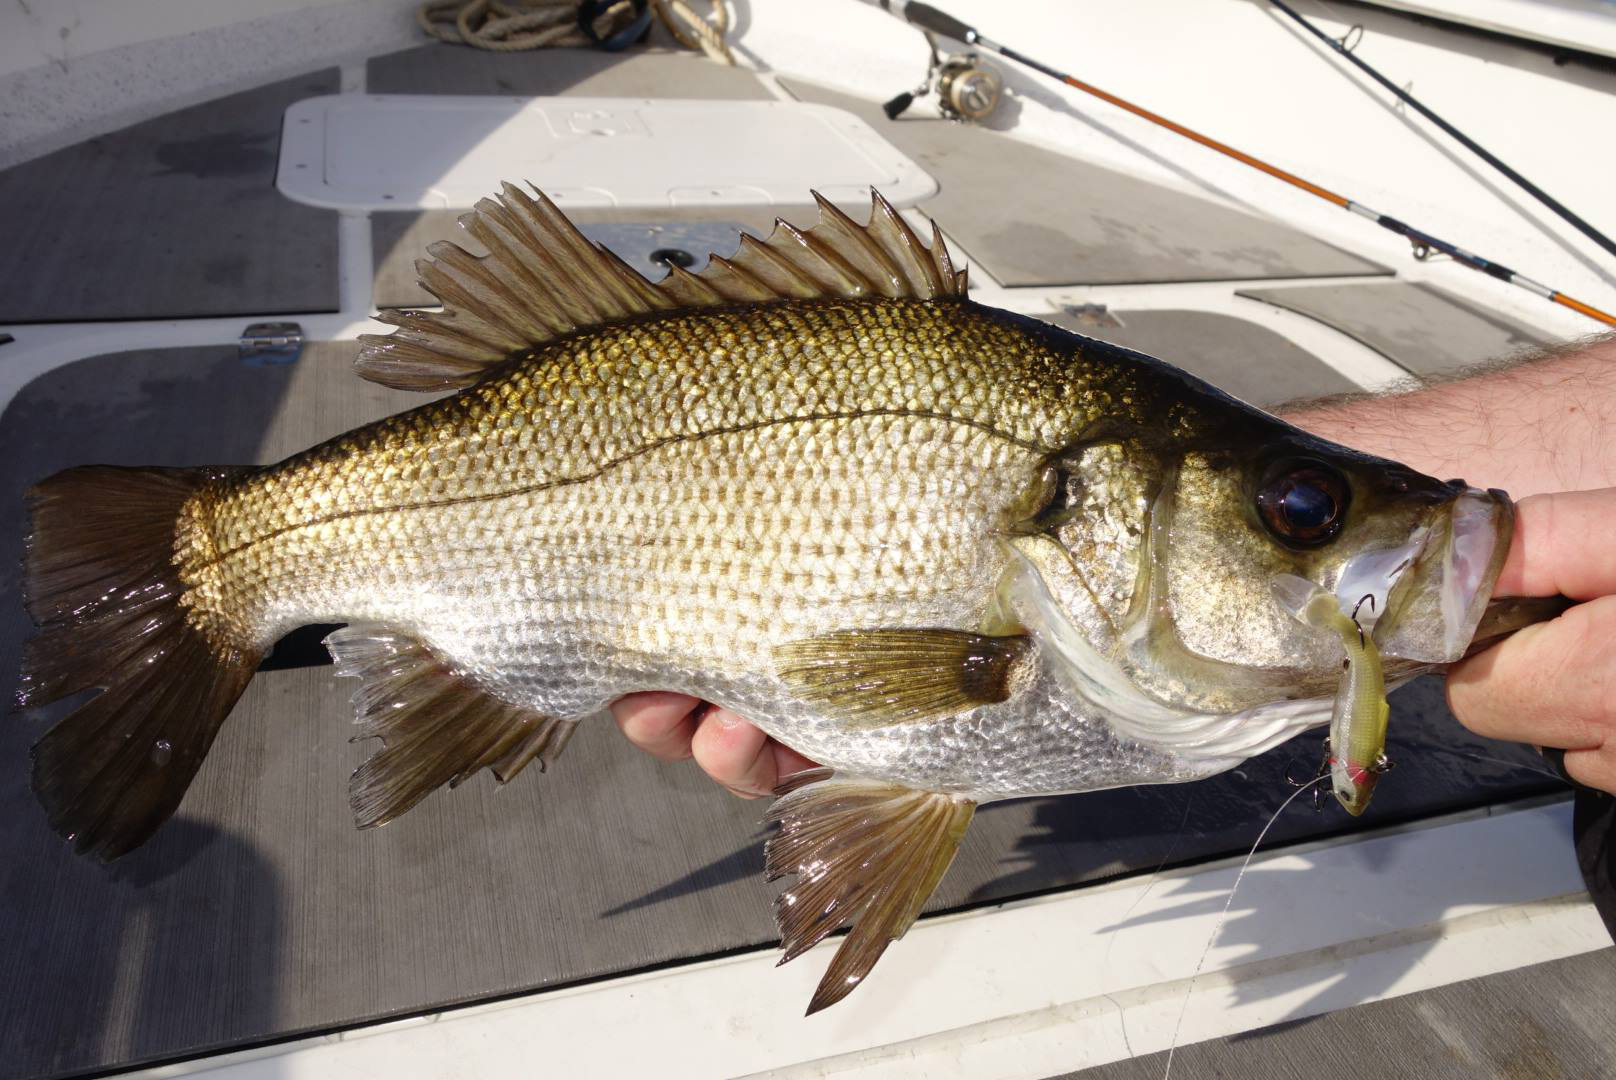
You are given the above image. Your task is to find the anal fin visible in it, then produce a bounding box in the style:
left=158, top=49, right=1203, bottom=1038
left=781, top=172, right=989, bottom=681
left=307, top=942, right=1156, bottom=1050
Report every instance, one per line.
left=775, top=628, right=1032, bottom=729
left=766, top=770, right=975, bottom=1014
left=325, top=624, right=575, bottom=829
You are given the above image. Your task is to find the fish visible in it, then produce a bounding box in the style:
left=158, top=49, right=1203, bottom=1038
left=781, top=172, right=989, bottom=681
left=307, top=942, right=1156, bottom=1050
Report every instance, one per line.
left=19, top=183, right=1524, bottom=1014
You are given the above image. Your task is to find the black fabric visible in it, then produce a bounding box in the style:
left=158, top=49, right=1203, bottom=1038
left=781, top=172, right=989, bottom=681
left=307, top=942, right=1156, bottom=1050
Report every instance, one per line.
left=1574, top=787, right=1616, bottom=943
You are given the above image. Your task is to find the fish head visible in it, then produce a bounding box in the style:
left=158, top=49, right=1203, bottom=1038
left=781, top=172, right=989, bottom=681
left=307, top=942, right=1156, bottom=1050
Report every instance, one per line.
left=1016, top=398, right=1515, bottom=733
left=1124, top=421, right=1513, bottom=704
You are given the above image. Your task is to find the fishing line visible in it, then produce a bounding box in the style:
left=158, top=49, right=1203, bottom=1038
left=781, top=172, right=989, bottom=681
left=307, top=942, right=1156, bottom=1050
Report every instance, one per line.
left=1420, top=744, right=1566, bottom=784
left=866, top=1, right=1616, bottom=329
left=1100, top=791, right=1198, bottom=974
left=1156, top=744, right=1560, bottom=1076
left=1267, top=0, right=1616, bottom=264
left=1160, top=774, right=1329, bottom=1080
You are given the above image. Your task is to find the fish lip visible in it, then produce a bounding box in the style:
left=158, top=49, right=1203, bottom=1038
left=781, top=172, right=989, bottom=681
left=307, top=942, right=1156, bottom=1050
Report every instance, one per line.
left=1441, top=488, right=1516, bottom=657
left=1378, top=487, right=1515, bottom=664
left=1330, top=527, right=1434, bottom=636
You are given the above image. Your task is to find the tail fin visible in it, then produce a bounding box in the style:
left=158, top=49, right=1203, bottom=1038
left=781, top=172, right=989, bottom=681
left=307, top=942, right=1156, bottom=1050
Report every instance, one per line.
left=18, top=465, right=261, bottom=860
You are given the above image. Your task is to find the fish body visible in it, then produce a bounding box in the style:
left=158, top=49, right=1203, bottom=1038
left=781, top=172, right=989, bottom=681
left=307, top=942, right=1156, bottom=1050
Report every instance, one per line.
left=181, top=298, right=1248, bottom=799
left=20, top=187, right=1522, bottom=1013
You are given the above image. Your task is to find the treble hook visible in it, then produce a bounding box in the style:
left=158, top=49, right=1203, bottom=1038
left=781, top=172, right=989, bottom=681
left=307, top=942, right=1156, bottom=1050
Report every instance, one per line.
left=1285, top=743, right=1333, bottom=813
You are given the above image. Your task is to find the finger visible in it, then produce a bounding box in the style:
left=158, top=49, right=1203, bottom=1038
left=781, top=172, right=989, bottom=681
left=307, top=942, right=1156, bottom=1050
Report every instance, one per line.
left=690, top=708, right=777, bottom=798
left=769, top=742, right=821, bottom=784
left=1562, top=746, right=1616, bottom=796
left=612, top=692, right=702, bottom=762
left=689, top=710, right=824, bottom=799
left=1447, top=595, right=1616, bottom=750
left=1494, top=489, right=1616, bottom=599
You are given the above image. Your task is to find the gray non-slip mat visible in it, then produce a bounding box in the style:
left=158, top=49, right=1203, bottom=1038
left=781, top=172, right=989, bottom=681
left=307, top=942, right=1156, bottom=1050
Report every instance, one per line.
left=778, top=80, right=1390, bottom=288
left=1237, top=281, right=1549, bottom=377
left=0, top=70, right=340, bottom=324
left=0, top=344, right=1556, bottom=1078
left=1061, top=946, right=1616, bottom=1080
left=1041, top=308, right=1354, bottom=406
left=367, top=43, right=773, bottom=99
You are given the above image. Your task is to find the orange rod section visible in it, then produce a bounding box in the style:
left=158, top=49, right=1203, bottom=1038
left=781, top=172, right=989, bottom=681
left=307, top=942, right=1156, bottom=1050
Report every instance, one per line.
left=1045, top=72, right=1616, bottom=329
left=1553, top=293, right=1616, bottom=329
left=1055, top=73, right=1351, bottom=208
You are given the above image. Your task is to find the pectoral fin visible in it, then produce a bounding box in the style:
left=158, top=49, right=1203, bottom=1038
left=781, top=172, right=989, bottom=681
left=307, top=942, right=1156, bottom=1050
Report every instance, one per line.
left=767, top=770, right=975, bottom=1014
left=774, top=628, right=1032, bottom=729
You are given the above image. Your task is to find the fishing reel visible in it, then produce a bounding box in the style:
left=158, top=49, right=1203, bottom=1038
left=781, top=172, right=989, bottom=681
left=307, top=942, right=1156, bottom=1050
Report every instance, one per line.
left=883, top=40, right=1004, bottom=124
left=935, top=53, right=1003, bottom=122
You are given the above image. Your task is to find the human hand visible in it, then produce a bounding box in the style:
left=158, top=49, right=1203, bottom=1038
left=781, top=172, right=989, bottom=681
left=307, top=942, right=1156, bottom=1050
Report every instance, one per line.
left=611, top=692, right=819, bottom=799
left=1447, top=489, right=1616, bottom=795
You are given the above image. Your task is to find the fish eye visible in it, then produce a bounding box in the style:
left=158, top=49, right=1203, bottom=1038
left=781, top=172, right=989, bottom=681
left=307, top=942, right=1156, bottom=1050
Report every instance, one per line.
left=1256, top=460, right=1349, bottom=547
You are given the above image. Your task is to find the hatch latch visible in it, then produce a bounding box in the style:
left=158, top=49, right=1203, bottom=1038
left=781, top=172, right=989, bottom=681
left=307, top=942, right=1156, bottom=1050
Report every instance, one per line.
left=1057, top=304, right=1124, bottom=330
left=239, top=322, right=303, bottom=366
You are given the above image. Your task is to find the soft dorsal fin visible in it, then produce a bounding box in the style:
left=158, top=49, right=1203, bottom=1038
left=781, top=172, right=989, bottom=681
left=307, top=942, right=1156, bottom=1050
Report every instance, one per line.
left=354, top=183, right=967, bottom=392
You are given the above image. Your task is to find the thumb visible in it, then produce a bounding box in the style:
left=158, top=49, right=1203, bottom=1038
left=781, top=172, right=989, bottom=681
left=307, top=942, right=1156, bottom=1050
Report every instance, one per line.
left=1492, top=489, right=1616, bottom=600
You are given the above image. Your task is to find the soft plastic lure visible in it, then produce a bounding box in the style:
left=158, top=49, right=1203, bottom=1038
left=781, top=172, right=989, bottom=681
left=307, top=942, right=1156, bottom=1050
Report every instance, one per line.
left=1274, top=576, right=1392, bottom=816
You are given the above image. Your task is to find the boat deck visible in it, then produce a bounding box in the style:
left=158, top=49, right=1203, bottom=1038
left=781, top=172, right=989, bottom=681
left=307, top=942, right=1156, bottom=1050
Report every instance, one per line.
left=0, top=25, right=1609, bottom=1080
left=1066, top=945, right=1616, bottom=1079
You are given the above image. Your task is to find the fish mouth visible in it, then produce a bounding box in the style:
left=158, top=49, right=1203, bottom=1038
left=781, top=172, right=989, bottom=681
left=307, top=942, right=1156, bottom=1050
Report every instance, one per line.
left=1373, top=488, right=1515, bottom=664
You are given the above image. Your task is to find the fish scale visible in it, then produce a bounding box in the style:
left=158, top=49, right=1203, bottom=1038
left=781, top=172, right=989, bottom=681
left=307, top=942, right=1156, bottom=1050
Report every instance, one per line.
left=184, top=301, right=1083, bottom=661
left=195, top=311, right=1064, bottom=776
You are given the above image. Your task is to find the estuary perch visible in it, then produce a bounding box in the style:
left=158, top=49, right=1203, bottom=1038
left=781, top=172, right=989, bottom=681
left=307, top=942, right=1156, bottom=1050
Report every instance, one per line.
left=21, top=185, right=1529, bottom=1013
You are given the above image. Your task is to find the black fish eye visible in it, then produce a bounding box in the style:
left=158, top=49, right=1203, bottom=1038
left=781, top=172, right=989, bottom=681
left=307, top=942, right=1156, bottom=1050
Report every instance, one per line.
left=1256, top=460, right=1349, bottom=546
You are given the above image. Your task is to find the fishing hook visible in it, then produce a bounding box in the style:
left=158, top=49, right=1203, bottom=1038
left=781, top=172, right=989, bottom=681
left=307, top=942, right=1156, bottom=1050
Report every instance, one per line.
left=1285, top=745, right=1333, bottom=813
left=1349, top=592, right=1375, bottom=646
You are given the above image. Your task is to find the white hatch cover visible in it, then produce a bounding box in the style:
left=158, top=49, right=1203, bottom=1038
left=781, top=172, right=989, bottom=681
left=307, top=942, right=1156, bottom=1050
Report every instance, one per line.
left=277, top=94, right=938, bottom=211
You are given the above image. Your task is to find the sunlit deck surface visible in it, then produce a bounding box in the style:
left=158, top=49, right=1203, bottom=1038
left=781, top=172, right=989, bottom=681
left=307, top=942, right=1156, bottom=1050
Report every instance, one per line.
left=0, top=40, right=1603, bottom=1080
left=1063, top=946, right=1616, bottom=1079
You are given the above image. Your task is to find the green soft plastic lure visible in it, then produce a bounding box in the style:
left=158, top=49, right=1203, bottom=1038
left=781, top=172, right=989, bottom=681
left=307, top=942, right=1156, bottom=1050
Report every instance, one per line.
left=1275, top=575, right=1392, bottom=816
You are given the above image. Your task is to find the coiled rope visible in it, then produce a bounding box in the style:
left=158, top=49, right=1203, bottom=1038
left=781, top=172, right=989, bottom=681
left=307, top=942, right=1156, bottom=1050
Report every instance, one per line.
left=417, top=0, right=733, bottom=64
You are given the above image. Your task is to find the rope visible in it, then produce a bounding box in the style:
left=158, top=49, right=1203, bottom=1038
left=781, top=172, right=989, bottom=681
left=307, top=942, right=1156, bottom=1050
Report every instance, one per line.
left=418, top=0, right=733, bottom=63
left=651, top=0, right=733, bottom=64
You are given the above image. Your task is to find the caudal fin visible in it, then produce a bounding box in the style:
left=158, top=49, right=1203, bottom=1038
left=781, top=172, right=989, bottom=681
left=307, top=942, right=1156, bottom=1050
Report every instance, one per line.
left=18, top=465, right=261, bottom=860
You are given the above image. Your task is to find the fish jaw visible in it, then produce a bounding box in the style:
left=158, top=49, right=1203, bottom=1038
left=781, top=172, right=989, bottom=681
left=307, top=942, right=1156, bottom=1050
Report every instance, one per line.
left=1375, top=488, right=1515, bottom=665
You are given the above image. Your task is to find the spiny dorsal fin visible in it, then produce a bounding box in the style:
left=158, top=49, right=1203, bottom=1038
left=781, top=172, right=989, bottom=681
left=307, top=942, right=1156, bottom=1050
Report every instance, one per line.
left=326, top=624, right=576, bottom=828
left=775, top=628, right=1033, bottom=729
left=354, top=183, right=967, bottom=392
left=766, top=770, right=975, bottom=1014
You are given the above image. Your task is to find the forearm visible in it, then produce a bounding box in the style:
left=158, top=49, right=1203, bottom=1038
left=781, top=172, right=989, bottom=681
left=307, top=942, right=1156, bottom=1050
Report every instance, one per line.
left=1280, top=335, right=1616, bottom=498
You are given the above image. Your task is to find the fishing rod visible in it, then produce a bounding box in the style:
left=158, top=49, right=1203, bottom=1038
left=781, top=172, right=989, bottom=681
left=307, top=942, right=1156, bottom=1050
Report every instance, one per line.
left=866, top=1, right=1616, bottom=330
left=1268, top=0, right=1616, bottom=265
